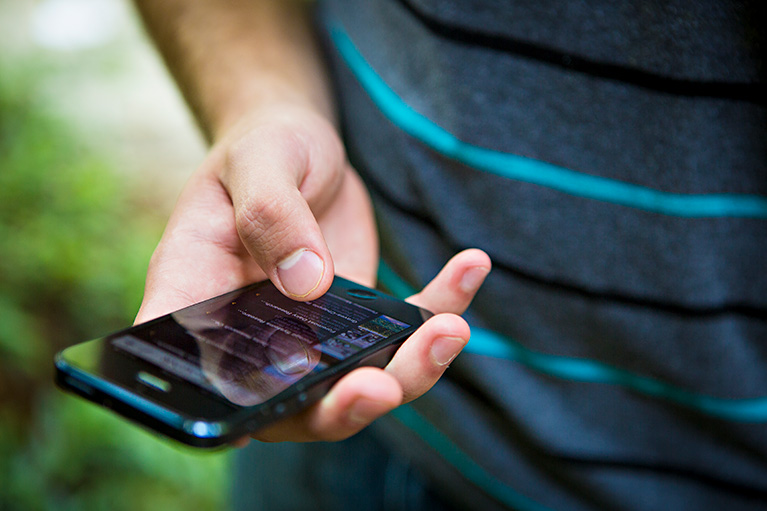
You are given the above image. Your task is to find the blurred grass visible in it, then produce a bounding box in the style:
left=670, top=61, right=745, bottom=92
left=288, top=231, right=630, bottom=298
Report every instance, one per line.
left=0, top=7, right=229, bottom=511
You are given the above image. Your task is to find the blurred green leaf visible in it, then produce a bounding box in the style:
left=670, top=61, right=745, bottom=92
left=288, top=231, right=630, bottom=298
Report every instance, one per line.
left=0, top=32, right=229, bottom=511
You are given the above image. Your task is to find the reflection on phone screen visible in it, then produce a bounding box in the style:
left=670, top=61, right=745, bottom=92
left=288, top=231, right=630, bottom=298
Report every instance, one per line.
left=113, top=285, right=410, bottom=407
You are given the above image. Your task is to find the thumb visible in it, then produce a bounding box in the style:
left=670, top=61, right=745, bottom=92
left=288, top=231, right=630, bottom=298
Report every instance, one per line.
left=221, top=122, right=342, bottom=300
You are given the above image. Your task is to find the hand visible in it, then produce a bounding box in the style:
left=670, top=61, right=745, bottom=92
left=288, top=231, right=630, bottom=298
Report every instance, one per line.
left=134, top=103, right=491, bottom=444
left=136, top=104, right=378, bottom=324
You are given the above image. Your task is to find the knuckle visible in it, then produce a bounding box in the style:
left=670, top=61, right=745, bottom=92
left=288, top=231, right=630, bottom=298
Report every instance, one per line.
left=234, top=193, right=302, bottom=257
left=424, top=313, right=470, bottom=338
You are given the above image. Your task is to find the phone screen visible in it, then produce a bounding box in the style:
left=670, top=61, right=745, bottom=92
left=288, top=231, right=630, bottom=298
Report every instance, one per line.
left=112, top=283, right=411, bottom=409
left=57, top=277, right=422, bottom=438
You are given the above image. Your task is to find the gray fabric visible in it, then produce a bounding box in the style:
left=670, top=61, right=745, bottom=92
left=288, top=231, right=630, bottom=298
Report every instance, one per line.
left=236, top=1, right=767, bottom=509
left=405, top=0, right=765, bottom=82
left=232, top=427, right=455, bottom=511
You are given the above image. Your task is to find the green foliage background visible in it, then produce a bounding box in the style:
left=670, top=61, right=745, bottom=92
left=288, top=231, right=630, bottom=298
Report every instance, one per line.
left=0, top=19, right=230, bottom=511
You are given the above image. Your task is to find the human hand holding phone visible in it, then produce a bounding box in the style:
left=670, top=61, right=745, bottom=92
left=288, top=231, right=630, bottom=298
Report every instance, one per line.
left=132, top=105, right=490, bottom=444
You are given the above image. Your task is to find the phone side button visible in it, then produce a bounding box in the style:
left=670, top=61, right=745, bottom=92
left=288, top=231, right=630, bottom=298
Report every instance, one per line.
left=65, top=377, right=95, bottom=397
left=297, top=392, right=307, bottom=403
left=274, top=403, right=286, bottom=415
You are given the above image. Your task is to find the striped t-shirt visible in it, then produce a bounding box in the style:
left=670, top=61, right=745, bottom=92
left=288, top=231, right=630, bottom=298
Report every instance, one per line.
left=317, top=0, right=767, bottom=509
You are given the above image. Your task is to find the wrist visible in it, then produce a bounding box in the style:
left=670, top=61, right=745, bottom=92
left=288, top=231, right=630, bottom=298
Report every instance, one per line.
left=136, top=0, right=336, bottom=144
left=212, top=78, right=336, bottom=144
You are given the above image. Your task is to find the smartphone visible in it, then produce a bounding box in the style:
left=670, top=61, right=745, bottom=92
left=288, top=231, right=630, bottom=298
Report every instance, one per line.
left=55, top=277, right=431, bottom=448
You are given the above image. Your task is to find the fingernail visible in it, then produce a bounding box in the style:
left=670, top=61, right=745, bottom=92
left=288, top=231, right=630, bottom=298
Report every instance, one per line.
left=277, top=249, right=324, bottom=298
left=459, top=266, right=489, bottom=294
left=347, top=397, right=391, bottom=425
left=430, top=336, right=467, bottom=366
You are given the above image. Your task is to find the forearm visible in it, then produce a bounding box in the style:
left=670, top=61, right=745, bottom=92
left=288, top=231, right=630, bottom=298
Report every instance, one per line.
left=134, top=0, right=335, bottom=142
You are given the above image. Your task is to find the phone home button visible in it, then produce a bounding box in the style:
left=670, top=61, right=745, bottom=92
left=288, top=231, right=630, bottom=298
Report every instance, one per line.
left=136, top=371, right=171, bottom=392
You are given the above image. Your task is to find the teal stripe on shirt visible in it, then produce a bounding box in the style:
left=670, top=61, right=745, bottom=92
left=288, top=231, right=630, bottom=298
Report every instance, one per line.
left=378, top=261, right=767, bottom=422
left=328, top=23, right=767, bottom=219
left=390, top=405, right=555, bottom=511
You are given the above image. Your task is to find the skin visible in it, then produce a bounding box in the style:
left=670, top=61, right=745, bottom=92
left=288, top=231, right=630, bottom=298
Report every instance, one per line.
left=132, top=0, right=492, bottom=444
